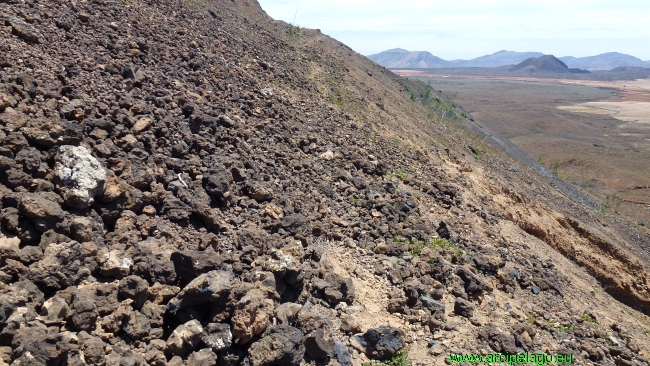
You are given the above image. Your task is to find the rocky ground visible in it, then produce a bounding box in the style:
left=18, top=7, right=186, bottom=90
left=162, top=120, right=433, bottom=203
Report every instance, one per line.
left=0, top=0, right=650, bottom=365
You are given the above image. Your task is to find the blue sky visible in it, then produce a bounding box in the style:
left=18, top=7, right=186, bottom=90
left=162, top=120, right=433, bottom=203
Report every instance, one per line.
left=257, top=0, right=650, bottom=60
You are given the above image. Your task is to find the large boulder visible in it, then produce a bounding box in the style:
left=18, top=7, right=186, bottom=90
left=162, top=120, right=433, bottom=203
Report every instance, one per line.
left=19, top=193, right=69, bottom=233
left=118, top=275, right=149, bottom=310
left=354, top=326, right=406, bottom=360
left=166, top=320, right=203, bottom=357
left=23, top=116, right=84, bottom=147
left=28, top=242, right=84, bottom=291
left=170, top=249, right=222, bottom=283
left=186, top=348, right=218, bottom=366
left=2, top=14, right=42, bottom=44
left=201, top=323, right=232, bottom=352
left=248, top=325, right=305, bottom=366
left=37, top=296, right=69, bottom=326
left=454, top=297, right=475, bottom=318
left=54, top=145, right=107, bottom=208
left=166, top=271, right=235, bottom=313
left=231, top=287, right=274, bottom=344
left=304, top=328, right=336, bottom=359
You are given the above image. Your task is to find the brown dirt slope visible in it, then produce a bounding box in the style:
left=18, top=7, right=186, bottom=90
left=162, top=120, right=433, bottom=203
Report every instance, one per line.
left=0, top=0, right=649, bottom=365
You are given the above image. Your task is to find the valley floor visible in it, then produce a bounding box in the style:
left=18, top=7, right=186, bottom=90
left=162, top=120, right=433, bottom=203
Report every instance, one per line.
left=396, top=71, right=650, bottom=228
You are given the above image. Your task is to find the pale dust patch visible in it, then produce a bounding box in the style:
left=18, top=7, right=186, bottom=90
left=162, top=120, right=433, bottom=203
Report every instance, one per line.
left=557, top=101, right=650, bottom=125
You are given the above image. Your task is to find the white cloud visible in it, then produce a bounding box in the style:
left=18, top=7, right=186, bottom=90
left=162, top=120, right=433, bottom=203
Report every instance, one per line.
left=258, top=0, right=650, bottom=59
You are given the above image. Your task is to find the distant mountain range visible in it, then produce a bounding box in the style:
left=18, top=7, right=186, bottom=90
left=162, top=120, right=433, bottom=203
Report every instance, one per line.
left=366, top=48, right=454, bottom=68
left=451, top=50, right=545, bottom=68
left=367, top=49, right=650, bottom=70
left=559, top=52, right=650, bottom=71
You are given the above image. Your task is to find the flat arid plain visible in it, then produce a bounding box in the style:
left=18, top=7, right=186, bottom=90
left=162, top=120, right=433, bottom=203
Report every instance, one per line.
left=396, top=70, right=650, bottom=226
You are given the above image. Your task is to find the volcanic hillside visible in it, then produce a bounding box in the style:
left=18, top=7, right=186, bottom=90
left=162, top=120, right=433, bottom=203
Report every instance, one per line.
left=1, top=0, right=650, bottom=365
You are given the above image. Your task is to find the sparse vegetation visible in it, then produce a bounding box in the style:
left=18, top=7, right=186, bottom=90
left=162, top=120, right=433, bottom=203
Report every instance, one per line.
left=287, top=23, right=301, bottom=39
left=409, top=241, right=427, bottom=257
left=474, top=147, right=485, bottom=160
left=429, top=238, right=463, bottom=258
left=527, top=315, right=537, bottom=325
left=606, top=193, right=622, bottom=208
left=549, top=161, right=561, bottom=176
left=581, top=314, right=594, bottom=323
left=597, top=193, right=623, bottom=214
left=389, top=170, right=408, bottom=181
left=363, top=349, right=410, bottom=366
left=384, top=349, right=410, bottom=366
left=393, top=237, right=463, bottom=259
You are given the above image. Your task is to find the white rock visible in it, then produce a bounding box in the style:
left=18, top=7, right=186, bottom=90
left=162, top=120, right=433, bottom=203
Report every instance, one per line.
left=100, top=250, right=132, bottom=278
left=0, top=234, right=20, bottom=260
left=319, top=150, right=335, bottom=161
left=167, top=320, right=203, bottom=356
left=55, top=145, right=107, bottom=208
left=37, top=296, right=69, bottom=325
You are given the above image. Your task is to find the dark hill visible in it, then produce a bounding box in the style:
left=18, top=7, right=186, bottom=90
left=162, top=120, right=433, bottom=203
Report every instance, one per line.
left=509, top=55, right=589, bottom=73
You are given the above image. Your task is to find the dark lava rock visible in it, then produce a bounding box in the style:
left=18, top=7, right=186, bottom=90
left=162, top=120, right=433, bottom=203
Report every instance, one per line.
left=478, top=325, right=518, bottom=354
left=437, top=220, right=451, bottom=239
left=304, top=328, right=335, bottom=359
left=201, top=323, right=233, bottom=352
left=360, top=326, right=406, bottom=360
left=3, top=14, right=42, bottom=44
left=248, top=325, right=305, bottom=366
left=170, top=249, right=222, bottom=283
left=203, top=171, right=233, bottom=201
left=118, top=275, right=149, bottom=310
left=456, top=266, right=487, bottom=297
left=187, top=348, right=218, bottom=366
left=19, top=193, right=68, bottom=233
left=454, top=297, right=474, bottom=318
left=420, top=295, right=445, bottom=314
left=166, top=270, right=235, bottom=314
left=332, top=341, right=352, bottom=365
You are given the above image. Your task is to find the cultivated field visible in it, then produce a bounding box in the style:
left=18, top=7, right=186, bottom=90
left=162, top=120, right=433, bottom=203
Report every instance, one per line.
left=396, top=71, right=650, bottom=226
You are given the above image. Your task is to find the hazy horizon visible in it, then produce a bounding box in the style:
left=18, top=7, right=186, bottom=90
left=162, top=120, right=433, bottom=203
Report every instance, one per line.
left=258, top=0, right=650, bottom=61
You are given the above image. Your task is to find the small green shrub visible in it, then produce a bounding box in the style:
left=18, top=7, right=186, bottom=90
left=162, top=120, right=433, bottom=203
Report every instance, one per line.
left=550, top=161, right=561, bottom=176
left=388, top=170, right=408, bottom=181
left=409, top=241, right=427, bottom=257
left=606, top=193, right=622, bottom=208
left=474, top=147, right=484, bottom=160
left=287, top=23, right=301, bottom=39
left=581, top=314, right=594, bottom=323
left=559, top=324, right=575, bottom=332
left=430, top=238, right=463, bottom=257
left=527, top=315, right=537, bottom=325
left=384, top=349, right=410, bottom=366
